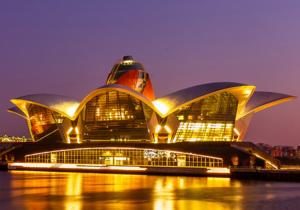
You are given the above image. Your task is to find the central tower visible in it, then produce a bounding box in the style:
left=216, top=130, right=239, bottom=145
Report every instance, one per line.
left=106, top=56, right=155, bottom=100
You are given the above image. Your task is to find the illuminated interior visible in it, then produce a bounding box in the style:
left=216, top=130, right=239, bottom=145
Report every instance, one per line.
left=173, top=92, right=237, bottom=142
left=82, top=91, right=153, bottom=141
left=174, top=122, right=234, bottom=142
left=27, top=104, right=60, bottom=140
left=25, top=148, right=224, bottom=168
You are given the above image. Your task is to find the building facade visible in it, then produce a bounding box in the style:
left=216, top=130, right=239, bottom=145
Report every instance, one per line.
left=4, top=56, right=295, bottom=173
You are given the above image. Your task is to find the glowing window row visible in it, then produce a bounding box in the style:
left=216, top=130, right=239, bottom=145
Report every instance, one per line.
left=25, top=148, right=223, bottom=168
left=174, top=122, right=234, bottom=142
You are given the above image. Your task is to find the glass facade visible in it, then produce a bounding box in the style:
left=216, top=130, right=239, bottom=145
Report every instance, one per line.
left=27, top=104, right=60, bottom=140
left=25, top=148, right=224, bottom=168
left=82, top=91, right=153, bottom=141
left=25, top=91, right=238, bottom=143
left=173, top=92, right=238, bottom=142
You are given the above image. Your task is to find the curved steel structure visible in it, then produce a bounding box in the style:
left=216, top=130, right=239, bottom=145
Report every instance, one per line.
left=10, top=94, right=80, bottom=118
left=240, top=91, right=296, bottom=118
left=8, top=56, right=295, bottom=143
left=152, top=82, right=256, bottom=118
left=8, top=106, right=27, bottom=119
left=73, top=84, right=160, bottom=120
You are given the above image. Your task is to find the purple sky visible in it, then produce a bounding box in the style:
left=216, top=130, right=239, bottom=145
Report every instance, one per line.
left=0, top=1, right=300, bottom=146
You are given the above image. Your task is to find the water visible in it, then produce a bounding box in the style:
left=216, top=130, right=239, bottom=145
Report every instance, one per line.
left=0, top=171, right=300, bottom=210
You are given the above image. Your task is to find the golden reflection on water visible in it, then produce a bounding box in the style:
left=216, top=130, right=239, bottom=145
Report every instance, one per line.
left=65, top=173, right=82, bottom=210
left=5, top=170, right=294, bottom=210
left=152, top=177, right=242, bottom=210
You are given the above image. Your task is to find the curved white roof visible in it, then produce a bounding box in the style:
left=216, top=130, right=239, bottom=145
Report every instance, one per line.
left=8, top=106, right=27, bottom=119
left=152, top=82, right=256, bottom=117
left=9, top=84, right=295, bottom=122
left=10, top=93, right=80, bottom=118
left=241, top=91, right=296, bottom=117
left=9, top=85, right=159, bottom=120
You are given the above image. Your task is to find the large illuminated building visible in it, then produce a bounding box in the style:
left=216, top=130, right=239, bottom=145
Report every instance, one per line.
left=4, top=56, right=295, bottom=174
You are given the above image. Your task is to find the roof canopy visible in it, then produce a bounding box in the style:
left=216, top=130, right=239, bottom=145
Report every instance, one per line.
left=9, top=83, right=295, bottom=121
left=240, top=91, right=295, bottom=118
left=152, top=82, right=256, bottom=118
left=10, top=93, right=80, bottom=118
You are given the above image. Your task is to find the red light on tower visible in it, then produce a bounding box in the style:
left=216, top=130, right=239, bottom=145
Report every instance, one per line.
left=106, top=56, right=155, bottom=100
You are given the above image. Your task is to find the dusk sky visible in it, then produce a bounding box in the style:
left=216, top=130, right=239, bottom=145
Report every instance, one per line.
left=0, top=1, right=300, bottom=146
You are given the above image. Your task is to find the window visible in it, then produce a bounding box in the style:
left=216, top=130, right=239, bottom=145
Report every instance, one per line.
left=25, top=148, right=224, bottom=168
left=83, top=91, right=153, bottom=141
left=173, top=92, right=238, bottom=142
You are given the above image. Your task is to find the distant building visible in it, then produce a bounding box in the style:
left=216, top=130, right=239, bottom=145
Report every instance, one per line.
left=256, top=143, right=272, bottom=155
left=257, top=144, right=298, bottom=159
left=297, top=146, right=300, bottom=159
left=0, top=135, right=30, bottom=142
left=283, top=146, right=297, bottom=158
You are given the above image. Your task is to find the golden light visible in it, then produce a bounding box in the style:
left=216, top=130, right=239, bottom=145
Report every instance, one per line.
left=234, top=128, right=240, bottom=136
left=122, top=60, right=133, bottom=64
left=53, top=102, right=79, bottom=118
left=207, top=167, right=230, bottom=174
left=8, top=162, right=147, bottom=171
left=66, top=127, right=81, bottom=144
left=24, top=147, right=224, bottom=161
left=164, top=125, right=172, bottom=133
left=155, top=125, right=162, bottom=133
left=75, top=127, right=80, bottom=144
left=252, top=153, right=278, bottom=169
left=243, top=88, right=253, bottom=96
left=152, top=101, right=170, bottom=115
left=65, top=105, right=78, bottom=117
left=175, top=122, right=233, bottom=142
left=154, top=125, right=162, bottom=143
left=65, top=173, right=82, bottom=210
left=66, top=127, right=73, bottom=144
left=164, top=125, right=172, bottom=143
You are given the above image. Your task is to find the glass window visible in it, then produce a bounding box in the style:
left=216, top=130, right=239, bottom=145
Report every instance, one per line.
left=83, top=91, right=153, bottom=141
left=25, top=148, right=224, bottom=168
left=173, top=92, right=238, bottom=142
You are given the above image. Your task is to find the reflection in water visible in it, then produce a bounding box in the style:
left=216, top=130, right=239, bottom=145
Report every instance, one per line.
left=153, top=177, right=242, bottom=210
left=1, top=171, right=300, bottom=210
left=154, top=178, right=175, bottom=210
left=65, top=173, right=82, bottom=210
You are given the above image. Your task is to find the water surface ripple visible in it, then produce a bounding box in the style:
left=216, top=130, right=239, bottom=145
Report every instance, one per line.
left=1, top=171, right=300, bottom=210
